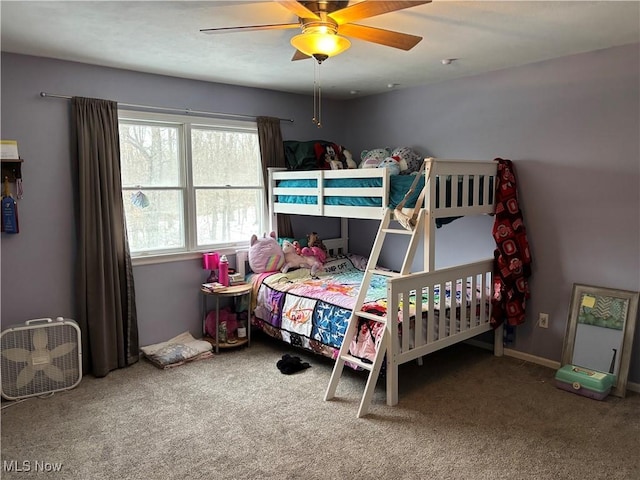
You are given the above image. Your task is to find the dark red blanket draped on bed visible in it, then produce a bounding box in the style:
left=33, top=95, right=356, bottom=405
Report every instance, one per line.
left=491, top=158, right=532, bottom=328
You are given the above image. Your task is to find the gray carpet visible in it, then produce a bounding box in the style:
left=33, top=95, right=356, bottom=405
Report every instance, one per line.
left=2, top=333, right=638, bottom=480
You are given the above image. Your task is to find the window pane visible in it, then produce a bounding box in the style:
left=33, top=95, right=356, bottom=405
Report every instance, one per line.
left=192, top=128, right=262, bottom=187
left=118, top=111, right=268, bottom=257
left=123, top=190, right=184, bottom=252
left=196, top=189, right=262, bottom=245
left=120, top=123, right=180, bottom=187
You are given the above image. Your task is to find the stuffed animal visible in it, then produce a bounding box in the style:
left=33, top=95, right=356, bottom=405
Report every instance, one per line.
left=391, top=146, right=424, bottom=175
left=305, top=232, right=328, bottom=261
left=324, top=144, right=340, bottom=168
left=281, top=240, right=323, bottom=276
left=248, top=232, right=285, bottom=273
left=301, top=246, right=326, bottom=265
left=314, top=142, right=344, bottom=170
left=328, top=158, right=344, bottom=170
left=359, top=148, right=391, bottom=169
left=343, top=149, right=357, bottom=169
left=377, top=156, right=404, bottom=176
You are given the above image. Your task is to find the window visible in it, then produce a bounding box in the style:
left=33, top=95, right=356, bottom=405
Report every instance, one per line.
left=118, top=110, right=265, bottom=258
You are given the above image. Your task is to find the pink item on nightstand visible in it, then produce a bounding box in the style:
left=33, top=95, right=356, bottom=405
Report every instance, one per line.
left=218, top=255, right=229, bottom=286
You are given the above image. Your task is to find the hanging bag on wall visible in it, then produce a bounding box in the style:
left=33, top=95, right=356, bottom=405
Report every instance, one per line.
left=1, top=176, right=19, bottom=234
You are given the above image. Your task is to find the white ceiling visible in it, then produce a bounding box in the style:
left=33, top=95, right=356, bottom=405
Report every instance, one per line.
left=1, top=1, right=639, bottom=99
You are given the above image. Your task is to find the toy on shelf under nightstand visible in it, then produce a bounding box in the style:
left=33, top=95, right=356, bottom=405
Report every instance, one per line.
left=200, top=283, right=252, bottom=354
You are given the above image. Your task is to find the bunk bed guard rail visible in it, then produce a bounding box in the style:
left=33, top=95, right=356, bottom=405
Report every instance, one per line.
left=268, top=158, right=497, bottom=221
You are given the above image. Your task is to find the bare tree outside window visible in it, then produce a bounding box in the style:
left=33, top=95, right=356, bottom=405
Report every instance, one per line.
left=119, top=112, right=265, bottom=257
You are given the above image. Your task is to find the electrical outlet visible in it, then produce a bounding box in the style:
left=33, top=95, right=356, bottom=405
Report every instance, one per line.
left=538, top=313, right=549, bottom=328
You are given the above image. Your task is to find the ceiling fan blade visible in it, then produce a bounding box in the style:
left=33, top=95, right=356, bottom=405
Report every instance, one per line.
left=200, top=23, right=300, bottom=34
left=275, top=0, right=320, bottom=20
left=339, top=23, right=422, bottom=51
left=330, top=0, right=431, bottom=25
left=292, top=50, right=311, bottom=61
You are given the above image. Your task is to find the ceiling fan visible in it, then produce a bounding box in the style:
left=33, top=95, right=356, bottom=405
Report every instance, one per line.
left=200, top=1, right=432, bottom=63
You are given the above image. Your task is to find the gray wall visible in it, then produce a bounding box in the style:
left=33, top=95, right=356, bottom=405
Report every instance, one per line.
left=0, top=53, right=346, bottom=346
left=344, top=43, right=640, bottom=383
left=2, top=44, right=639, bottom=384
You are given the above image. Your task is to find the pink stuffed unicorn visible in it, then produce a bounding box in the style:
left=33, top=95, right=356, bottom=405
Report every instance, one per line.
left=281, top=240, right=324, bottom=276
left=300, top=245, right=326, bottom=264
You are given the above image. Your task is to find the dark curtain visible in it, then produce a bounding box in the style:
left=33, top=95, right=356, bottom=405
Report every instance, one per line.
left=71, top=97, right=139, bottom=377
left=257, top=116, right=293, bottom=238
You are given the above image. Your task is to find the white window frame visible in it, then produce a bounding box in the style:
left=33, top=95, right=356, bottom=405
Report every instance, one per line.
left=118, top=109, right=267, bottom=265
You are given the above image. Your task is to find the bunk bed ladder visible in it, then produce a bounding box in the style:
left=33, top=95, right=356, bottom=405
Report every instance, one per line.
left=324, top=207, right=425, bottom=417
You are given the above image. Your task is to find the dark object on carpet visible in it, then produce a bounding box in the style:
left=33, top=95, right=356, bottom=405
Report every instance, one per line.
left=276, top=354, right=311, bottom=374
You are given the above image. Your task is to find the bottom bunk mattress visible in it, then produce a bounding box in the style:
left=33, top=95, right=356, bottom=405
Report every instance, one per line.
left=249, top=254, right=486, bottom=365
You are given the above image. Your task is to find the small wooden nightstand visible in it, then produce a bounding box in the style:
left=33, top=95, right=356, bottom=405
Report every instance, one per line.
left=201, top=283, right=252, bottom=354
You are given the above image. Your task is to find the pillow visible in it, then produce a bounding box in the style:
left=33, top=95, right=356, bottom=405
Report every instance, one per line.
left=345, top=252, right=392, bottom=272
left=141, top=332, right=213, bottom=369
left=277, top=237, right=308, bottom=248
left=346, top=253, right=369, bottom=271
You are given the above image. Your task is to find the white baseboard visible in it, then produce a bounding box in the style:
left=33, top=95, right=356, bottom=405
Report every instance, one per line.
left=503, top=348, right=560, bottom=370
left=465, top=340, right=640, bottom=394
left=502, top=348, right=640, bottom=394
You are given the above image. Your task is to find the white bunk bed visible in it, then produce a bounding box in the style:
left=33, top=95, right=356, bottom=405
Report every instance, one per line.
left=257, top=158, right=503, bottom=413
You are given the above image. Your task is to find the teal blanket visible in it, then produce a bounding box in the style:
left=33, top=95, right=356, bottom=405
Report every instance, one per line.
left=276, top=175, right=493, bottom=226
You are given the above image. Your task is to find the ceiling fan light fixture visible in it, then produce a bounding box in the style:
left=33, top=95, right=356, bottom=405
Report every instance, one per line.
left=291, top=31, right=351, bottom=59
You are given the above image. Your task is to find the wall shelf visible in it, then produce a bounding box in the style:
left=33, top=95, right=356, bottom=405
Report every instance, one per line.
left=1, top=159, right=23, bottom=183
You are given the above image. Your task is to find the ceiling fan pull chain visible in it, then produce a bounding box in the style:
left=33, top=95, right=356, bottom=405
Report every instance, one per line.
left=312, top=60, right=318, bottom=124
left=317, top=63, right=322, bottom=128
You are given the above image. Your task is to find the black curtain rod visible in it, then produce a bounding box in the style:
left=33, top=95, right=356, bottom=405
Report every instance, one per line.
left=39, top=92, right=294, bottom=123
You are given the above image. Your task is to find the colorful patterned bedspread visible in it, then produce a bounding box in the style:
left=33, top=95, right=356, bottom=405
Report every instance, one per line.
left=249, top=255, right=470, bottom=365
